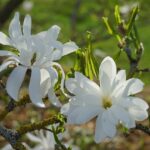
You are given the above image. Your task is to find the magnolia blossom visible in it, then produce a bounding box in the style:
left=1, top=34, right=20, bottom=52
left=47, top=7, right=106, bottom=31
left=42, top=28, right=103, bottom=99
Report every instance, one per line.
left=0, top=13, right=78, bottom=107
left=61, top=57, right=149, bottom=143
left=25, top=130, right=57, bottom=150
left=2, top=126, right=80, bottom=150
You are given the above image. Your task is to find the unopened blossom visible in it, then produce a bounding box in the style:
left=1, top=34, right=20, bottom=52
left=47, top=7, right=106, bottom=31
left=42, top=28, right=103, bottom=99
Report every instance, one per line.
left=61, top=56, right=149, bottom=143
left=0, top=13, right=78, bottom=107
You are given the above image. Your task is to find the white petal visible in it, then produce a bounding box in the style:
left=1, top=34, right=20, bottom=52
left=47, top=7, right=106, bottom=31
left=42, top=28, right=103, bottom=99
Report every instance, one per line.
left=116, top=70, right=126, bottom=82
left=111, top=105, right=134, bottom=128
left=0, top=61, right=16, bottom=72
left=123, top=78, right=144, bottom=96
left=48, top=88, right=62, bottom=107
left=46, top=25, right=60, bottom=41
left=51, top=49, right=62, bottom=61
left=40, top=69, right=51, bottom=98
left=130, top=97, right=149, bottom=110
left=29, top=68, right=45, bottom=107
left=72, top=94, right=100, bottom=107
left=100, top=71, right=111, bottom=95
left=49, top=67, right=58, bottom=86
left=35, top=31, right=46, bottom=39
left=26, top=133, right=41, bottom=143
left=62, top=41, right=78, bottom=56
left=0, top=32, right=11, bottom=45
left=1, top=144, right=12, bottom=150
left=75, top=72, right=101, bottom=95
left=65, top=78, right=78, bottom=94
left=9, top=12, right=22, bottom=39
left=99, top=56, right=117, bottom=85
left=23, top=14, right=31, bottom=36
left=112, top=70, right=126, bottom=88
left=94, top=114, right=107, bottom=143
left=65, top=104, right=100, bottom=124
left=101, top=111, right=116, bottom=137
left=61, top=103, right=70, bottom=115
left=128, top=108, right=148, bottom=121
left=0, top=50, right=16, bottom=57
left=6, top=66, right=27, bottom=100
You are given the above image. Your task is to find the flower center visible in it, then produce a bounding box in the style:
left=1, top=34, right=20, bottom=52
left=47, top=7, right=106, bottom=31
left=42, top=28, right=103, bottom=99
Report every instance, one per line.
left=102, top=96, right=112, bottom=109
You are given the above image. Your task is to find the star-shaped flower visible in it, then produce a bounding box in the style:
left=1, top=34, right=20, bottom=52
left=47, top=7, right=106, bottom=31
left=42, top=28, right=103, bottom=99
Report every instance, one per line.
left=0, top=13, right=78, bottom=107
left=61, top=56, right=149, bottom=143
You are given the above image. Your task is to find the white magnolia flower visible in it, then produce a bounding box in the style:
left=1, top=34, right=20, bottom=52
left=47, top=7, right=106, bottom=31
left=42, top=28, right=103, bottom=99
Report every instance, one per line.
left=25, top=130, right=57, bottom=150
left=0, top=13, right=78, bottom=107
left=25, top=129, right=79, bottom=150
left=61, top=57, right=149, bottom=143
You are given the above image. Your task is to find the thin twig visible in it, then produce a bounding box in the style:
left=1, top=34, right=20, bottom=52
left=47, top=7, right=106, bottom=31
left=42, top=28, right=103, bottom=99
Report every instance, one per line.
left=135, top=124, right=150, bottom=135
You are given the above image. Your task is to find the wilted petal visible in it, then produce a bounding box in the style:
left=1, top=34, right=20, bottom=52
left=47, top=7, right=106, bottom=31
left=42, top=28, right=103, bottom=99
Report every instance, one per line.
left=23, top=14, right=31, bottom=36
left=29, top=68, right=45, bottom=107
left=9, top=12, right=22, bottom=39
left=0, top=32, right=11, bottom=45
left=6, top=66, right=27, bottom=100
left=62, top=41, right=78, bottom=56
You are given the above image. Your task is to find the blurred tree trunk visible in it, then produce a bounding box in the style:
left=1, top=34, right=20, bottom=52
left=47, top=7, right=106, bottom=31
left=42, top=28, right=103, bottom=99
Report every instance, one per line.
left=0, top=0, right=24, bottom=28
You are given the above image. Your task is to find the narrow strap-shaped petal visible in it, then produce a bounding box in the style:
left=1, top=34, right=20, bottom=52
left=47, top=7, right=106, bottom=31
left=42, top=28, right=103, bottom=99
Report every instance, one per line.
left=40, top=69, right=51, bottom=98
left=29, top=68, right=45, bottom=107
left=9, top=12, right=22, bottom=39
left=52, top=62, right=70, bottom=98
left=26, top=133, right=41, bottom=143
left=62, top=41, right=78, bottom=56
left=0, top=50, right=16, bottom=56
left=6, top=66, right=27, bottom=100
left=23, top=14, right=32, bottom=36
left=48, top=87, right=62, bottom=107
left=0, top=32, right=11, bottom=45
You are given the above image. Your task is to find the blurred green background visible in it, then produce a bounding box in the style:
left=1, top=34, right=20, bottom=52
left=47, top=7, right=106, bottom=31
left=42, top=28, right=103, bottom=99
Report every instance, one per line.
left=0, top=0, right=150, bottom=150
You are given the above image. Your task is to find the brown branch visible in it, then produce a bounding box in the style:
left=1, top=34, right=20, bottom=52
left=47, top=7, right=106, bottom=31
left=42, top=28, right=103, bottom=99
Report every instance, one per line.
left=17, top=115, right=65, bottom=135
left=0, top=0, right=24, bottom=28
left=135, top=124, right=150, bottom=135
left=0, top=98, right=30, bottom=121
left=0, top=125, right=26, bottom=150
